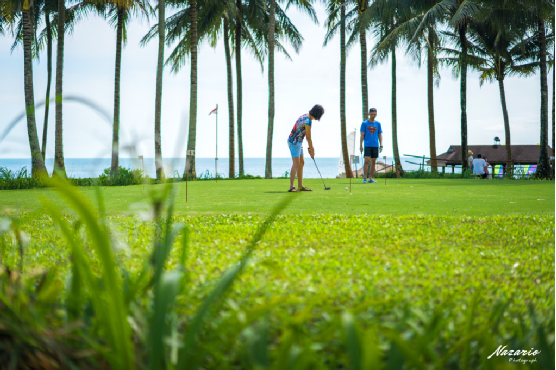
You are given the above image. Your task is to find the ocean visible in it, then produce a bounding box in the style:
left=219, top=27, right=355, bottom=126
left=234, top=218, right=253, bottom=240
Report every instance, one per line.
left=0, top=157, right=434, bottom=179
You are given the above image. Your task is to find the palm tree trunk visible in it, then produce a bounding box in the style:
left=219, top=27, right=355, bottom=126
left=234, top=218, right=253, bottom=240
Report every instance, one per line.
left=184, top=0, right=197, bottom=179
left=42, top=10, right=52, bottom=162
left=235, top=0, right=244, bottom=176
left=537, top=19, right=550, bottom=178
left=427, top=40, right=437, bottom=172
left=224, top=19, right=235, bottom=178
left=111, top=6, right=124, bottom=177
left=392, top=45, right=403, bottom=177
left=458, top=24, right=469, bottom=171
left=497, top=77, right=512, bottom=171
left=22, top=6, right=47, bottom=177
left=265, top=0, right=275, bottom=179
left=340, top=0, right=353, bottom=178
left=359, top=16, right=368, bottom=121
left=552, top=46, right=555, bottom=178
left=53, top=0, right=66, bottom=177
left=154, top=0, right=165, bottom=181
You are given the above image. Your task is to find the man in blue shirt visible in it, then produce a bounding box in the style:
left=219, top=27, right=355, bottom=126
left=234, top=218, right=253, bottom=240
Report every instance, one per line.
left=359, top=108, right=383, bottom=183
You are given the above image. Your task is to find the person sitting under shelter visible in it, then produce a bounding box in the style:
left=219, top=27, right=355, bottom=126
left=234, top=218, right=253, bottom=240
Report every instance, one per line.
left=472, top=154, right=488, bottom=179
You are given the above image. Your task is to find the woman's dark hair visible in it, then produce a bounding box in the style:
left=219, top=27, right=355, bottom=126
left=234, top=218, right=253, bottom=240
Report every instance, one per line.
left=309, top=104, right=325, bottom=121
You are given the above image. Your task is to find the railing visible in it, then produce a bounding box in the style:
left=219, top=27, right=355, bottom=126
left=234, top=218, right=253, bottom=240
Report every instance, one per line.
left=403, top=154, right=548, bottom=179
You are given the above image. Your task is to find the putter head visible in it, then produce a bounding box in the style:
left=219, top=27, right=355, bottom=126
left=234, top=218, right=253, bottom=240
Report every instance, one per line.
left=324, top=187, right=331, bottom=190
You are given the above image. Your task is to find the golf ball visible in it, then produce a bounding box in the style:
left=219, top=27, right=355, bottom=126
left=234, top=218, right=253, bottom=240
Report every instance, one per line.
left=345, top=187, right=348, bottom=190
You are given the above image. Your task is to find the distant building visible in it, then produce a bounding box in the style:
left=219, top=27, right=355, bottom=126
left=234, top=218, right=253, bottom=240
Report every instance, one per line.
left=428, top=145, right=554, bottom=173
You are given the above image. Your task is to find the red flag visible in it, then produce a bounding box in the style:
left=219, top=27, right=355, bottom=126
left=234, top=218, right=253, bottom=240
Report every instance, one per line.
left=209, top=107, right=218, bottom=115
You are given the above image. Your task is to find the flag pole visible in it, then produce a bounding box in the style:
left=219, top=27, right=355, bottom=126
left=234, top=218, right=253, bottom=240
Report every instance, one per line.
left=215, top=104, right=218, bottom=183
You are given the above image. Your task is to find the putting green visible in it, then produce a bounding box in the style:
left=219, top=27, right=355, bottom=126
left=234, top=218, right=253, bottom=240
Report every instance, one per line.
left=1, top=178, right=553, bottom=216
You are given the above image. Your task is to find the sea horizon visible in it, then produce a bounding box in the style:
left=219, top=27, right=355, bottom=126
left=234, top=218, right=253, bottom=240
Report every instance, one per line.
left=0, top=157, right=433, bottom=179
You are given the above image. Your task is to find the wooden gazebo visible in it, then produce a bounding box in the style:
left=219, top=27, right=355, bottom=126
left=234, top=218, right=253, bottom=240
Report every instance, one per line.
left=427, top=145, right=554, bottom=173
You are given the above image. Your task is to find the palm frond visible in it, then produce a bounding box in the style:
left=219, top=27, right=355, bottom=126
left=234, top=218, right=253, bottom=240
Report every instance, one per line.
left=451, top=0, right=483, bottom=29
left=285, top=0, right=318, bottom=25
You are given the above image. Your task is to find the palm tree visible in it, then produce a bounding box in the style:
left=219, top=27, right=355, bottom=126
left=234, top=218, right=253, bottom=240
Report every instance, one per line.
left=423, top=24, right=441, bottom=172
left=367, top=0, right=409, bottom=177
left=208, top=1, right=239, bottom=178
left=453, top=16, right=539, bottom=173
left=416, top=0, right=485, bottom=171
left=527, top=0, right=554, bottom=178
left=10, top=0, right=55, bottom=162
left=40, top=0, right=55, bottom=161
left=536, top=15, right=551, bottom=178
left=12, top=0, right=83, bottom=173
left=502, top=0, right=553, bottom=178
left=343, top=0, right=371, bottom=120
left=143, top=0, right=267, bottom=179
left=223, top=17, right=235, bottom=178
left=184, top=0, right=197, bottom=180
left=324, top=0, right=354, bottom=178
left=143, top=1, right=229, bottom=179
left=265, top=0, right=275, bottom=179
left=357, top=0, right=369, bottom=120
left=384, top=4, right=443, bottom=173
left=53, top=0, right=66, bottom=177
left=339, top=0, right=353, bottom=178
left=22, top=0, right=48, bottom=177
left=333, top=0, right=373, bottom=175
left=107, top=0, right=150, bottom=177
left=552, top=18, right=556, bottom=177
left=7, top=0, right=48, bottom=176
left=154, top=0, right=165, bottom=181
left=235, top=0, right=244, bottom=176
left=335, top=0, right=372, bottom=121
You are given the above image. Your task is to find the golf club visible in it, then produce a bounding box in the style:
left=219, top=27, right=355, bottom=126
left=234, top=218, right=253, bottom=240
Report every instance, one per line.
left=312, top=158, right=331, bottom=190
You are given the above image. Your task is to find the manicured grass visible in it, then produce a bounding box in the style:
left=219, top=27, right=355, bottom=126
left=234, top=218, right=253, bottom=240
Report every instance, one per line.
left=1, top=178, right=554, bottom=216
left=4, top=210, right=555, bottom=367
left=1, top=179, right=554, bottom=367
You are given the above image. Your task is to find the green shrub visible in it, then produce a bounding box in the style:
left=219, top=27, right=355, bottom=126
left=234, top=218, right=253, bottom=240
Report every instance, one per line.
left=69, top=177, right=96, bottom=186
left=97, top=166, right=146, bottom=186
left=235, top=173, right=262, bottom=180
left=0, top=166, right=148, bottom=189
left=0, top=167, right=46, bottom=190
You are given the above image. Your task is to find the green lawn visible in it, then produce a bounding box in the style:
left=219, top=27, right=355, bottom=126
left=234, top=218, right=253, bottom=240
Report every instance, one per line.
left=1, top=179, right=555, bottom=367
left=1, top=178, right=554, bottom=216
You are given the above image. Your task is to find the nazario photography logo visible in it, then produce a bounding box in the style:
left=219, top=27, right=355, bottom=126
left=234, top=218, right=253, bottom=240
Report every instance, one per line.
left=488, top=345, right=541, bottom=363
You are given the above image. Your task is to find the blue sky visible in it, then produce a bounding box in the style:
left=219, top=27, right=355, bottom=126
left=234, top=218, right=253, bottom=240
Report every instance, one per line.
left=0, top=3, right=553, bottom=160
